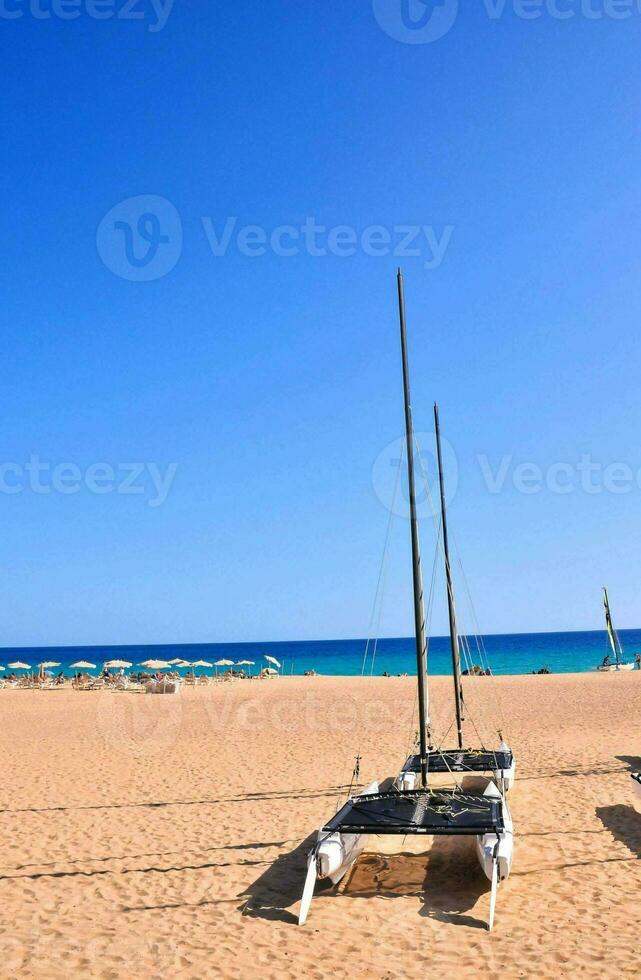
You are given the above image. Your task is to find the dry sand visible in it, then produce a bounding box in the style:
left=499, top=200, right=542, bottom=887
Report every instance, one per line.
left=2, top=672, right=641, bottom=979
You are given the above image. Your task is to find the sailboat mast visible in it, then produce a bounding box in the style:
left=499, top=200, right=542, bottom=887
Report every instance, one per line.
left=434, top=402, right=464, bottom=750
left=396, top=269, right=429, bottom=789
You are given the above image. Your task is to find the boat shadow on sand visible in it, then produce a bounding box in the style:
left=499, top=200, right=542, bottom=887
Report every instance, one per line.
left=345, top=836, right=489, bottom=930
left=240, top=833, right=320, bottom=924
left=596, top=803, right=641, bottom=858
left=615, top=754, right=641, bottom=772
left=242, top=832, right=490, bottom=929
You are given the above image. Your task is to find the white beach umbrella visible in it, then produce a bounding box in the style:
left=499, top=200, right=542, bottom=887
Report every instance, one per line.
left=8, top=662, right=31, bottom=670
left=214, top=659, right=235, bottom=666
left=262, top=667, right=278, bottom=676
left=168, top=658, right=185, bottom=665
left=140, top=659, right=172, bottom=670
left=236, top=659, right=254, bottom=675
left=70, top=661, right=96, bottom=670
left=104, top=660, right=132, bottom=669
left=191, top=660, right=213, bottom=668
left=39, top=661, right=61, bottom=669
left=264, top=655, right=282, bottom=668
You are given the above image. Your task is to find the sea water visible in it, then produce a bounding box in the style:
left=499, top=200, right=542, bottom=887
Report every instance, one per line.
left=2, top=629, right=640, bottom=677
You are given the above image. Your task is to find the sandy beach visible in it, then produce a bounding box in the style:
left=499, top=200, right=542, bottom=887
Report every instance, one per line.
left=2, top=672, right=641, bottom=978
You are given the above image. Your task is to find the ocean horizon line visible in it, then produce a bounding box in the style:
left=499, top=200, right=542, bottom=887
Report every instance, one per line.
left=0, top=624, right=633, bottom=654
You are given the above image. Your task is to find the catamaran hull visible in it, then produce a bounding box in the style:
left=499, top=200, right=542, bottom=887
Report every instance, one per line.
left=475, top=785, right=513, bottom=883
left=493, top=741, right=516, bottom=793
left=597, top=663, right=635, bottom=672
left=315, top=830, right=367, bottom=884
left=298, top=781, right=378, bottom=925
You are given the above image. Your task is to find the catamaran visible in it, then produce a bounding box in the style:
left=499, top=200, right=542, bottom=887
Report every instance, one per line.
left=597, top=587, right=633, bottom=671
left=298, top=271, right=513, bottom=931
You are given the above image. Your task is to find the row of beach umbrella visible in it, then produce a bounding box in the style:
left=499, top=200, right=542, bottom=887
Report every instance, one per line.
left=0, top=655, right=282, bottom=674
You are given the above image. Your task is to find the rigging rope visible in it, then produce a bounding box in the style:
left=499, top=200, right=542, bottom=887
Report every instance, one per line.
left=361, top=444, right=403, bottom=677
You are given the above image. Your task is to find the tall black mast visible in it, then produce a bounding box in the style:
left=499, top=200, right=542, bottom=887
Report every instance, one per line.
left=434, top=402, right=464, bottom=750
left=396, top=269, right=429, bottom=788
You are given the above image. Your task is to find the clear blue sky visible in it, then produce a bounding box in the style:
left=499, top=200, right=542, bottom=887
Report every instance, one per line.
left=2, top=2, right=641, bottom=646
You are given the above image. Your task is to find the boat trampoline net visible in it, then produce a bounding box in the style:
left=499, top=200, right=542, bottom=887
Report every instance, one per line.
left=402, top=749, right=513, bottom=774
left=323, top=789, right=504, bottom=836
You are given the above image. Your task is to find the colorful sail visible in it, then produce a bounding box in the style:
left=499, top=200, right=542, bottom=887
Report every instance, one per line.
left=603, top=587, right=622, bottom=664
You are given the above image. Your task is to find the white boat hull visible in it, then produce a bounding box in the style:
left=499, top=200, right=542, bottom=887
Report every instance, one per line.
left=397, top=771, right=418, bottom=791
left=494, top=742, right=516, bottom=793
left=475, top=783, right=513, bottom=883
left=298, top=781, right=378, bottom=925
left=597, top=663, right=635, bottom=672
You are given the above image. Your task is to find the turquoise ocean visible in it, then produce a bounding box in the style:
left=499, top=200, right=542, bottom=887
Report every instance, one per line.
left=1, top=629, right=640, bottom=677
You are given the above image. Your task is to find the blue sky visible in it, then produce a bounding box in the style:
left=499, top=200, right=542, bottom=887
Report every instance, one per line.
left=1, top=1, right=641, bottom=646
